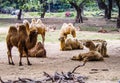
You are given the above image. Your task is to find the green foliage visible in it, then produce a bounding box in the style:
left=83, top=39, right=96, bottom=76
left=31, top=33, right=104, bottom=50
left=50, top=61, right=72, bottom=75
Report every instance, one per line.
left=23, top=0, right=39, bottom=11
left=0, top=28, right=120, bottom=42
left=0, top=1, right=10, bottom=7
left=0, top=0, right=119, bottom=19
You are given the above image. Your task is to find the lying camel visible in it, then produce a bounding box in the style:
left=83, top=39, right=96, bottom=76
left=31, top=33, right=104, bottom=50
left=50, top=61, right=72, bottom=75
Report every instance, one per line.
left=59, top=37, right=84, bottom=51
left=71, top=51, right=104, bottom=62
left=84, top=40, right=109, bottom=57
left=22, top=42, right=46, bottom=58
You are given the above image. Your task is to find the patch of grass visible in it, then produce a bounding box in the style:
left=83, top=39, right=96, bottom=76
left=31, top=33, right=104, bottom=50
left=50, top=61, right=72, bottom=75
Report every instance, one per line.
left=80, top=26, right=118, bottom=32
left=24, top=12, right=39, bottom=18
left=0, top=11, right=118, bottom=19
left=38, top=30, right=59, bottom=43
left=0, top=14, right=15, bottom=18
left=77, top=31, right=120, bottom=40
left=45, top=12, right=76, bottom=18
left=0, top=11, right=76, bottom=18
left=0, top=30, right=120, bottom=43
left=37, top=30, right=120, bottom=43
left=80, top=26, right=99, bottom=31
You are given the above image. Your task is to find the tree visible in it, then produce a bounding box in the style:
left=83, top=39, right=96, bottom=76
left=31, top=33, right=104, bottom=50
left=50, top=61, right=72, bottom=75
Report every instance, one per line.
left=97, top=0, right=120, bottom=19
left=0, top=0, right=28, bottom=20
left=67, top=0, right=87, bottom=23
left=38, top=0, right=48, bottom=18
left=107, top=0, right=112, bottom=19
left=16, top=0, right=28, bottom=20
left=60, top=0, right=87, bottom=23
left=115, top=0, right=120, bottom=18
left=96, top=0, right=109, bottom=18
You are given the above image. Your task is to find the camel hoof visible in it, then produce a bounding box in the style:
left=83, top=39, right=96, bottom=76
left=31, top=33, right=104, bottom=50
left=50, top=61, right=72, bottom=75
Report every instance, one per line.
left=9, top=62, right=12, bottom=65
left=9, top=62, right=15, bottom=65
left=12, top=62, right=15, bottom=65
left=28, top=62, right=32, bottom=66
left=19, top=62, right=23, bottom=66
left=28, top=63, right=32, bottom=66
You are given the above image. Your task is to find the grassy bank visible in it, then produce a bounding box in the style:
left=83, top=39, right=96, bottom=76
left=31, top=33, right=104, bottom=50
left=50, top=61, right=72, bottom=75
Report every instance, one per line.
left=1, top=30, right=120, bottom=42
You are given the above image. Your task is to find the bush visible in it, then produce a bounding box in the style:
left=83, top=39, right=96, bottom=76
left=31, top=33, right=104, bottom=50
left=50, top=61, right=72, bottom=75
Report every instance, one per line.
left=58, top=9, right=64, bottom=12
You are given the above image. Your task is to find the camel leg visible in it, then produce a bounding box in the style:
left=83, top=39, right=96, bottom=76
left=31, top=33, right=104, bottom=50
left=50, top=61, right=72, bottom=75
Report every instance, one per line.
left=24, top=45, right=32, bottom=66
left=19, top=52, right=23, bottom=66
left=18, top=42, right=24, bottom=66
left=7, top=46, right=14, bottom=65
left=26, top=51, right=32, bottom=66
left=41, top=34, right=45, bottom=46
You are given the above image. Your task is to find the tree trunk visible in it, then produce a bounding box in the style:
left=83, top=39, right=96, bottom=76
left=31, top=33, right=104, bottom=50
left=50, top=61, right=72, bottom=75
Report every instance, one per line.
left=96, top=0, right=108, bottom=18
left=39, top=0, right=47, bottom=18
left=107, top=0, right=112, bottom=19
left=41, top=6, right=46, bottom=18
left=76, top=9, right=83, bottom=23
left=69, top=1, right=83, bottom=23
left=104, top=7, right=108, bottom=18
left=116, top=0, right=120, bottom=18
left=17, top=9, right=22, bottom=20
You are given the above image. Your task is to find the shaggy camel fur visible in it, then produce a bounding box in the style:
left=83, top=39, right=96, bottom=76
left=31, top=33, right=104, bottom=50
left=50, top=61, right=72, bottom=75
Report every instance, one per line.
left=95, top=41, right=109, bottom=57
left=22, top=42, right=46, bottom=57
left=29, top=18, right=36, bottom=29
left=58, top=37, right=84, bottom=51
left=84, top=40, right=109, bottom=57
left=84, top=40, right=96, bottom=51
left=71, top=51, right=104, bottom=62
left=59, top=23, right=76, bottom=39
left=30, top=18, right=46, bottom=45
left=23, top=19, right=30, bottom=35
left=6, top=24, right=38, bottom=66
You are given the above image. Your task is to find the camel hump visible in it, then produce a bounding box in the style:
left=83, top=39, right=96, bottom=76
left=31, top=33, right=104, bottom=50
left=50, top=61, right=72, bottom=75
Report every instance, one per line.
left=23, top=20, right=30, bottom=28
left=8, top=26, right=17, bottom=33
left=18, top=24, right=28, bottom=35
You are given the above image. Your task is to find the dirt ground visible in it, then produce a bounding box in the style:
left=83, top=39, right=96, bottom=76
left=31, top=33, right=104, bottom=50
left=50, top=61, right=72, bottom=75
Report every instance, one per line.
left=0, top=18, right=120, bottom=83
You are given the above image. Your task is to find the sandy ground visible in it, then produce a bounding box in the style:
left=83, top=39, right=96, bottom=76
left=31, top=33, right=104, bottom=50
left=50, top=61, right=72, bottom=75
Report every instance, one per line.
left=0, top=28, right=120, bottom=83
left=0, top=17, right=120, bottom=83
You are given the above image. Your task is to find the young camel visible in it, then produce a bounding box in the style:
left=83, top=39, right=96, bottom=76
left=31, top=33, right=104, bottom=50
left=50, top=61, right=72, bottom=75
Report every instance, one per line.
left=30, top=18, right=46, bottom=45
left=6, top=24, right=38, bottom=66
left=84, top=40, right=109, bottom=57
left=59, top=23, right=76, bottom=39
left=71, top=51, right=104, bottom=62
left=22, top=42, right=46, bottom=58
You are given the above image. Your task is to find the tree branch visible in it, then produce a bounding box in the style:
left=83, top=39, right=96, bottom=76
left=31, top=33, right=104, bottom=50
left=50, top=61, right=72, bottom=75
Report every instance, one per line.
left=68, top=1, right=78, bottom=10
left=71, top=61, right=87, bottom=73
left=79, top=0, right=87, bottom=7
